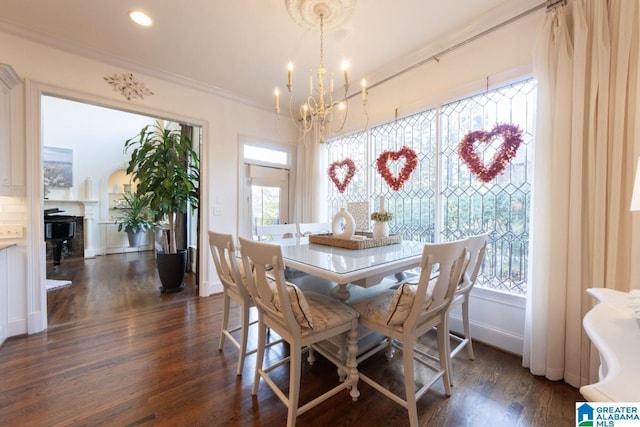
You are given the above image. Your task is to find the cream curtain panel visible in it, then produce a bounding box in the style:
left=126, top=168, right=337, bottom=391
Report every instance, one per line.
left=525, top=0, right=639, bottom=387
left=293, top=131, right=328, bottom=224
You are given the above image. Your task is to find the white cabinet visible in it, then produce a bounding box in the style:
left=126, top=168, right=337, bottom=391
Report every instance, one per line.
left=580, top=288, right=640, bottom=402
left=0, top=244, right=11, bottom=346
left=0, top=64, right=20, bottom=196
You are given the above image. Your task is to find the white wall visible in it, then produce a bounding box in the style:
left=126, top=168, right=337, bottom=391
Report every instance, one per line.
left=344, top=9, right=542, bottom=133
left=1, top=28, right=296, bottom=336
left=41, top=96, right=156, bottom=202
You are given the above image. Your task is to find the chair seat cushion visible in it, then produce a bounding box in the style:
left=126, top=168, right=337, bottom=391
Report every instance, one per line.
left=271, top=281, right=315, bottom=329
left=352, top=284, right=433, bottom=328
left=351, top=290, right=396, bottom=328
left=302, top=292, right=359, bottom=335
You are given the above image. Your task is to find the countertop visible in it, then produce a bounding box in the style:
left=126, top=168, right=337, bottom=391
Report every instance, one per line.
left=580, top=288, right=640, bottom=402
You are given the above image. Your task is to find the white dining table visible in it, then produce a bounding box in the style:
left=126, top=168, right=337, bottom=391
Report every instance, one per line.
left=274, top=236, right=426, bottom=300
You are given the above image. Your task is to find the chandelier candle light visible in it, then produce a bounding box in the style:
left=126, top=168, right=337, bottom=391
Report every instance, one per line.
left=277, top=0, right=367, bottom=143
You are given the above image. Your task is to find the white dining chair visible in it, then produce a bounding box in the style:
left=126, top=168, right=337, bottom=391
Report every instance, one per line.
left=208, top=230, right=257, bottom=376
left=255, top=223, right=298, bottom=241
left=448, top=233, right=488, bottom=361
left=297, top=222, right=331, bottom=236
left=239, top=237, right=360, bottom=427
left=351, top=239, right=467, bottom=427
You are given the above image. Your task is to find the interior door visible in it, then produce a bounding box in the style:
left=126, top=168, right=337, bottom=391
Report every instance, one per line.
left=246, top=164, right=289, bottom=239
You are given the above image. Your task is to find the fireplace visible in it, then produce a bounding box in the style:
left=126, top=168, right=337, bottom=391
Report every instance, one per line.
left=46, top=216, right=84, bottom=261
left=43, top=200, right=99, bottom=259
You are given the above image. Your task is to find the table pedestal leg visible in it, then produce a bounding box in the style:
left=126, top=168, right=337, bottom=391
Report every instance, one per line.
left=330, top=283, right=351, bottom=301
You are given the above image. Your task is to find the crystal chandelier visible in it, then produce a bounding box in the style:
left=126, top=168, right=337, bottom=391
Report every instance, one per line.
left=275, top=0, right=367, bottom=143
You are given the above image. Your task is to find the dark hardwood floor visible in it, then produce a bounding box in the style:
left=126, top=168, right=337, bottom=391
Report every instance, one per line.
left=45, top=251, right=198, bottom=328
left=0, top=251, right=582, bottom=426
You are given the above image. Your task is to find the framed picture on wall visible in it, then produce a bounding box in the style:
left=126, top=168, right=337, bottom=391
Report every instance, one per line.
left=43, top=146, right=73, bottom=188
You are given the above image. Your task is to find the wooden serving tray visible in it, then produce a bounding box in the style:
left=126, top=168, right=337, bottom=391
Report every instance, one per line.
left=308, top=232, right=401, bottom=250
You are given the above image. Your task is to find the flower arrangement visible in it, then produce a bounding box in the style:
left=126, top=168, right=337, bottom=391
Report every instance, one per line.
left=371, top=211, right=393, bottom=222
left=458, top=123, right=523, bottom=183
left=328, top=158, right=356, bottom=193
left=376, top=146, right=418, bottom=191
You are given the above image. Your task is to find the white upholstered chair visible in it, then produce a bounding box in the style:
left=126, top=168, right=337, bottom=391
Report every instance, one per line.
left=238, top=237, right=360, bottom=427
left=297, top=222, right=331, bottom=236
left=351, top=239, right=467, bottom=427
left=255, top=223, right=298, bottom=241
left=208, top=230, right=256, bottom=376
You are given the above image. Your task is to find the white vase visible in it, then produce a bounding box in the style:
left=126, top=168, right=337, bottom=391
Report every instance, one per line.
left=332, top=208, right=356, bottom=240
left=84, top=177, right=92, bottom=200
left=372, top=220, right=389, bottom=239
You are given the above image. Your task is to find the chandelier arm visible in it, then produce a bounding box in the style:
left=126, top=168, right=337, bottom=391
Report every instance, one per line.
left=288, top=92, right=313, bottom=134
left=277, top=0, right=368, bottom=143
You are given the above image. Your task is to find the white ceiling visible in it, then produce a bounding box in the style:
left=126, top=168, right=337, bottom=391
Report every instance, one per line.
left=0, top=0, right=543, bottom=110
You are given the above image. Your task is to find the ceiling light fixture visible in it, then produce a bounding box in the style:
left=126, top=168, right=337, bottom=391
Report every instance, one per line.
left=129, top=11, right=152, bottom=27
left=276, top=0, right=367, bottom=143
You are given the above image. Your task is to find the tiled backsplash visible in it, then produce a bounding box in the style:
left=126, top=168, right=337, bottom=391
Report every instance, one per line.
left=0, top=196, right=27, bottom=241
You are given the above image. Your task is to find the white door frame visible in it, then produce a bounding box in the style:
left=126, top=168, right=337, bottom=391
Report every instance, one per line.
left=247, top=164, right=290, bottom=232
left=24, top=80, right=209, bottom=333
left=237, top=135, right=294, bottom=240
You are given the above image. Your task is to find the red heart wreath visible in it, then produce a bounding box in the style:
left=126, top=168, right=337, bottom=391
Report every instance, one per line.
left=458, top=123, right=523, bottom=183
left=376, top=146, right=418, bottom=191
left=328, top=158, right=356, bottom=193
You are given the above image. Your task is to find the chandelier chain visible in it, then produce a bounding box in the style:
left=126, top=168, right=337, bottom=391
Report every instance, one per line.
left=319, top=14, right=324, bottom=67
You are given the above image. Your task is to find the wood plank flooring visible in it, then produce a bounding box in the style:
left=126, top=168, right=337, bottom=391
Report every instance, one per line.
left=0, top=251, right=583, bottom=426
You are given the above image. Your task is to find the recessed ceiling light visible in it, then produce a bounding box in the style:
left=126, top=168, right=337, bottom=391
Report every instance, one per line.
left=129, top=11, right=152, bottom=27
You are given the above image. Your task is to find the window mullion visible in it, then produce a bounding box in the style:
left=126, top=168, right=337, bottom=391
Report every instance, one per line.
left=434, top=105, right=443, bottom=243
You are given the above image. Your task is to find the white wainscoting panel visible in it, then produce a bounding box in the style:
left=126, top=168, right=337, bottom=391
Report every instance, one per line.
left=449, top=286, right=526, bottom=356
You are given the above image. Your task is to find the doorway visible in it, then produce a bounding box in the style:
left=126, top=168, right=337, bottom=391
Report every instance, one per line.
left=30, top=88, right=205, bottom=331
left=240, top=141, right=293, bottom=239
left=248, top=164, right=290, bottom=238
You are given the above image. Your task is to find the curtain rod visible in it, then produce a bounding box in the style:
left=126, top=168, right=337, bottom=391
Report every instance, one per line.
left=546, top=0, right=567, bottom=11
left=350, top=2, right=546, bottom=98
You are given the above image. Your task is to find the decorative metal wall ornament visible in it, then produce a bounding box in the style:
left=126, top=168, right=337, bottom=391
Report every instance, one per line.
left=104, top=73, right=154, bottom=100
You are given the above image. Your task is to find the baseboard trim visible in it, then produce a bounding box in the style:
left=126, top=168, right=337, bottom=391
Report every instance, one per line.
left=449, top=313, right=524, bottom=356
left=449, top=287, right=526, bottom=356
left=8, top=317, right=27, bottom=337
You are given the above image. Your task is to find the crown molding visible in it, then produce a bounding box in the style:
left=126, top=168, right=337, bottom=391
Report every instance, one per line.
left=0, top=20, right=268, bottom=111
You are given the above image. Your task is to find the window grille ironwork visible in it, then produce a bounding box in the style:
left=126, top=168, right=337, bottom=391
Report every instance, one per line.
left=326, top=79, right=536, bottom=294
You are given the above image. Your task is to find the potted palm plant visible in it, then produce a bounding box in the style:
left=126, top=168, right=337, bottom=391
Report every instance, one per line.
left=124, top=121, right=199, bottom=293
left=114, top=192, right=155, bottom=247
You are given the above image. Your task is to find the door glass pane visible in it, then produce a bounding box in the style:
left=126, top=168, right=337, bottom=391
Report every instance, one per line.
left=244, top=145, right=288, bottom=165
left=251, top=185, right=282, bottom=236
